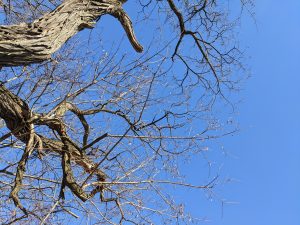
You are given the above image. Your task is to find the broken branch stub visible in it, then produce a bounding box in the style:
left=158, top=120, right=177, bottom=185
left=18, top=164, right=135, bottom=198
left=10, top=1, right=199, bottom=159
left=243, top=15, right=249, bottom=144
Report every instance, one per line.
left=0, top=0, right=143, bottom=67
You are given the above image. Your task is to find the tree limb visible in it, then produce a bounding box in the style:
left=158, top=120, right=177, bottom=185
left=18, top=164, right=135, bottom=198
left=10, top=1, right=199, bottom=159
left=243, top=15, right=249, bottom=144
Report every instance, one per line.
left=0, top=0, right=143, bottom=67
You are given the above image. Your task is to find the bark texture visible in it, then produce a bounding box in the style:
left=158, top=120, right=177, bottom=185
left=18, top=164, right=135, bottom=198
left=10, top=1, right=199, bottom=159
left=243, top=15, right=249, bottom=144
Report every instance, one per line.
left=0, top=84, right=106, bottom=183
left=0, top=83, right=109, bottom=213
left=0, top=0, right=143, bottom=67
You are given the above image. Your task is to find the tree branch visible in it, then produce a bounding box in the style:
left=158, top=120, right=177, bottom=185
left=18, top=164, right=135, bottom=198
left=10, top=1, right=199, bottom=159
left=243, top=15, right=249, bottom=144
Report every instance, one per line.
left=0, top=84, right=107, bottom=205
left=0, top=0, right=143, bottom=67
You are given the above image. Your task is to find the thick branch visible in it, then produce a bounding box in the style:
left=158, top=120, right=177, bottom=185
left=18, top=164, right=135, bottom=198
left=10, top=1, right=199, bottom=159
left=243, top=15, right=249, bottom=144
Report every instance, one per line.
left=10, top=123, right=35, bottom=215
left=0, top=0, right=143, bottom=67
left=60, top=135, right=102, bottom=202
left=0, top=84, right=106, bottom=184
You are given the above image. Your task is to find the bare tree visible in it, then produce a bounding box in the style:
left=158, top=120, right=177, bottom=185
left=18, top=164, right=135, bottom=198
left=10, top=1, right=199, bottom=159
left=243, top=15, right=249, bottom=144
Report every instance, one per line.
left=0, top=0, right=252, bottom=224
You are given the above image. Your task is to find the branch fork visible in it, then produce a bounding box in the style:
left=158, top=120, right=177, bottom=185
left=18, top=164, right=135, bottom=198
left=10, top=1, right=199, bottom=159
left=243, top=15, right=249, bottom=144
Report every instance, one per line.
left=0, top=84, right=107, bottom=214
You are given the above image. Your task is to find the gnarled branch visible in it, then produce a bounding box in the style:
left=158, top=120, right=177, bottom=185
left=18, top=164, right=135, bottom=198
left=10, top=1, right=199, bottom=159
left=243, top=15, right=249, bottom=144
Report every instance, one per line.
left=0, top=0, right=143, bottom=67
left=0, top=84, right=107, bottom=209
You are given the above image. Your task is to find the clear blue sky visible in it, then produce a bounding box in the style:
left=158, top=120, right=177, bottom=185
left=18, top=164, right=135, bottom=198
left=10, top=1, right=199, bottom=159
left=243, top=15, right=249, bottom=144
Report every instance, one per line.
left=183, top=0, right=300, bottom=224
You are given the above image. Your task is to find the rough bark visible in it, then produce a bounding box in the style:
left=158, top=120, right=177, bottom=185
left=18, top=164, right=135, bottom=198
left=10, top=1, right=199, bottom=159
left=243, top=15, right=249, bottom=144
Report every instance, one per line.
left=0, top=0, right=143, bottom=67
left=0, top=83, right=109, bottom=212
left=0, top=84, right=106, bottom=179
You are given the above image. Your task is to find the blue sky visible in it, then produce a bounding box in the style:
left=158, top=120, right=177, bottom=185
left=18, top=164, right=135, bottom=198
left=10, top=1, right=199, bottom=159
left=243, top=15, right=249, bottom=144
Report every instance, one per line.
left=183, top=0, right=300, bottom=224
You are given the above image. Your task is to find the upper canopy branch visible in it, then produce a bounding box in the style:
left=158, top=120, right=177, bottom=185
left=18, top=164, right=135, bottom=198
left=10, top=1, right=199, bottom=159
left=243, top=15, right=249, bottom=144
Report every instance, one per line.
left=166, top=0, right=220, bottom=90
left=0, top=0, right=143, bottom=67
